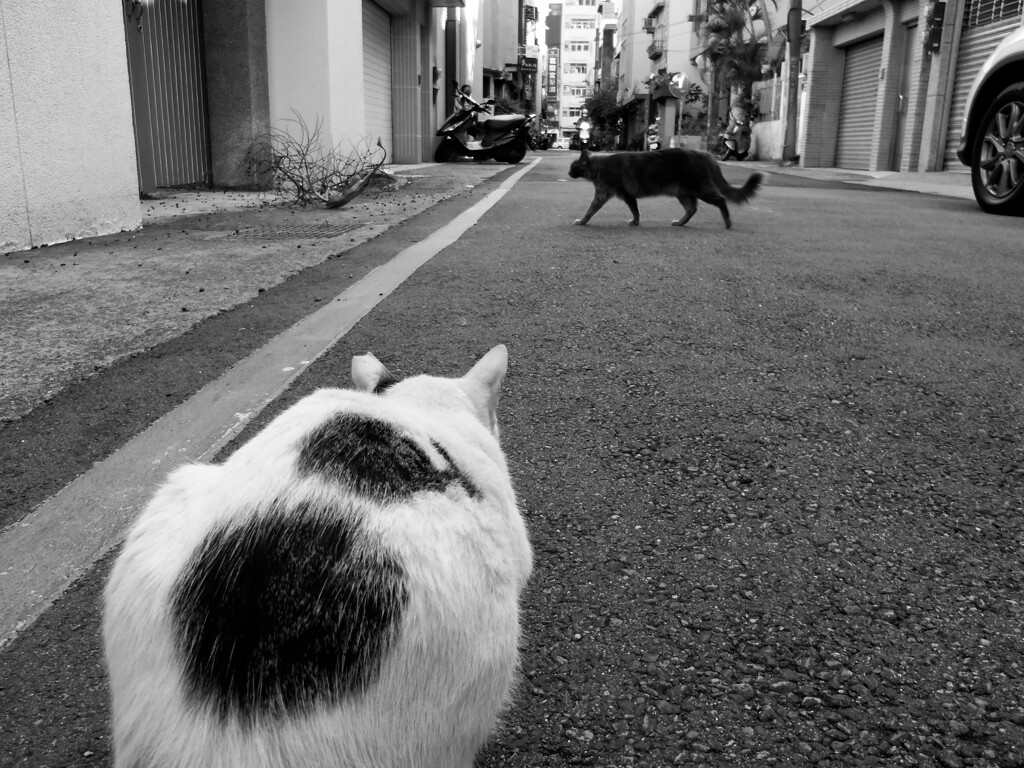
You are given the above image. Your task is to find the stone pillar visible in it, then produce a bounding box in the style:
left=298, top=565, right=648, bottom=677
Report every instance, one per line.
left=799, top=26, right=845, bottom=167
left=203, top=0, right=272, bottom=189
left=901, top=0, right=933, bottom=171
left=868, top=0, right=902, bottom=170
left=918, top=0, right=966, bottom=170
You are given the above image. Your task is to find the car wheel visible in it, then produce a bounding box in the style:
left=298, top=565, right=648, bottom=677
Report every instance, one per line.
left=971, top=83, right=1024, bottom=216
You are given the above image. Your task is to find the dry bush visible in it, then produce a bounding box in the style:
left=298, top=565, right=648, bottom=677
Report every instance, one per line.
left=245, top=113, right=387, bottom=208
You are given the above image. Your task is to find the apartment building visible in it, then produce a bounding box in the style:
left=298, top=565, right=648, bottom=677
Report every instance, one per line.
left=546, top=0, right=602, bottom=144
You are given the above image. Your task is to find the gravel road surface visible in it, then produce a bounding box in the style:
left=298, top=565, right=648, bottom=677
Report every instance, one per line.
left=0, top=158, right=1021, bottom=768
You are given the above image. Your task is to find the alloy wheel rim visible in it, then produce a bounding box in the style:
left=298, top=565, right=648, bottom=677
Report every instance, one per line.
left=979, top=99, right=1024, bottom=200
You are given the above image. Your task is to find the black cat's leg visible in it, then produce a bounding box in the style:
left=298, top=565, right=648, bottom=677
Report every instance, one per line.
left=671, top=195, right=698, bottom=227
left=622, top=193, right=641, bottom=226
left=575, top=190, right=610, bottom=225
left=700, top=190, right=732, bottom=229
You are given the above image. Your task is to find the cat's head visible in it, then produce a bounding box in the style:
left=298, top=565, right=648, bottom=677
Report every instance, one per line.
left=567, top=147, right=592, bottom=179
left=351, top=345, right=508, bottom=439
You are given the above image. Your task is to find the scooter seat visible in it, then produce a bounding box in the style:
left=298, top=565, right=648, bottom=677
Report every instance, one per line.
left=479, top=114, right=526, bottom=130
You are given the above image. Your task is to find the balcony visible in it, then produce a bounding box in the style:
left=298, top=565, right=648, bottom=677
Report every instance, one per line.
left=647, top=36, right=665, bottom=59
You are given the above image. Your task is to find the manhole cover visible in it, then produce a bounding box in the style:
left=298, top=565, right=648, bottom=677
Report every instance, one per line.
left=229, top=222, right=363, bottom=240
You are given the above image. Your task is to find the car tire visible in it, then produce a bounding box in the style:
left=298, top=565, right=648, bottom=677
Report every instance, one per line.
left=970, top=83, right=1024, bottom=216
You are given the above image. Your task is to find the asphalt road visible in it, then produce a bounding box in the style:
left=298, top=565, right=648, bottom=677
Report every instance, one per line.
left=1, top=156, right=1022, bottom=767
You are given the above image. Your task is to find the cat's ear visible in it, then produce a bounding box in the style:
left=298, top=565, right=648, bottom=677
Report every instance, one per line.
left=461, top=344, right=508, bottom=435
left=351, top=353, right=392, bottom=392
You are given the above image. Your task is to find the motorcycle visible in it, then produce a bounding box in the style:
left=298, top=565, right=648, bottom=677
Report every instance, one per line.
left=646, top=120, right=661, bottom=151
left=717, top=113, right=751, bottom=161
left=434, top=82, right=535, bottom=164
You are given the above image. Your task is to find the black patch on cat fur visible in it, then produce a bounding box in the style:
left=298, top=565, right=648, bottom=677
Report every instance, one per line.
left=372, top=372, right=400, bottom=394
left=171, top=503, right=407, bottom=722
left=297, top=413, right=481, bottom=500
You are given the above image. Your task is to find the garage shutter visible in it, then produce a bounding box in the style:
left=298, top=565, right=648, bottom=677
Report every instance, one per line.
left=363, top=0, right=393, bottom=161
left=943, top=13, right=1023, bottom=168
left=836, top=36, right=885, bottom=170
left=123, top=0, right=210, bottom=192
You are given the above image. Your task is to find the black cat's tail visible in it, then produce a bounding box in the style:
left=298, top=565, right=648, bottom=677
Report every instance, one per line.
left=718, top=171, right=763, bottom=205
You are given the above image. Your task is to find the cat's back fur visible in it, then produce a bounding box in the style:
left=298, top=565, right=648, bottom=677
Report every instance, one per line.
left=568, top=147, right=763, bottom=229
left=103, top=345, right=532, bottom=768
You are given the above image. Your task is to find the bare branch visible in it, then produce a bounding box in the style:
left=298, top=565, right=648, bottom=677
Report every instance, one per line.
left=243, top=112, right=387, bottom=208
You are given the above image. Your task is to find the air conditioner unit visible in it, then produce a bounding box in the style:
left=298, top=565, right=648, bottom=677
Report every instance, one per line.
left=642, top=17, right=656, bottom=32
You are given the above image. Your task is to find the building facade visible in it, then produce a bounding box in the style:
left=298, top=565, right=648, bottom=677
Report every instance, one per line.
left=799, top=0, right=1023, bottom=171
left=547, top=0, right=602, bottom=143
left=614, top=0, right=721, bottom=149
left=1, top=0, right=492, bottom=255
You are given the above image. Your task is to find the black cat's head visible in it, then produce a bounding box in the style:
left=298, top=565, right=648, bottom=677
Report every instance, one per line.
left=567, top=148, right=592, bottom=179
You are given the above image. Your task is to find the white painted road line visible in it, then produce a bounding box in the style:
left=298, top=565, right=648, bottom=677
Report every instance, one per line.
left=0, top=159, right=540, bottom=649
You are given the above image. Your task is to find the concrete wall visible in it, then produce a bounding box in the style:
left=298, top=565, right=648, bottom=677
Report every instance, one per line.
left=0, top=0, right=140, bottom=254
left=483, top=0, right=519, bottom=82
left=203, top=0, right=272, bottom=188
left=752, top=119, right=786, bottom=160
left=618, top=0, right=655, bottom=102
left=799, top=26, right=846, bottom=166
left=264, top=0, right=436, bottom=163
left=265, top=0, right=344, bottom=147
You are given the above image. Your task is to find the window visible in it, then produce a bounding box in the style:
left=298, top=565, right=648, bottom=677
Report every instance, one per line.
left=568, top=17, right=596, bottom=29
left=962, top=0, right=1023, bottom=27
left=564, top=63, right=588, bottom=75
left=567, top=42, right=591, bottom=52
left=566, top=107, right=582, bottom=117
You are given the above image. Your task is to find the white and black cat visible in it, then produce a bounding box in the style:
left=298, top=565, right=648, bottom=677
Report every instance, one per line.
left=103, top=344, right=532, bottom=768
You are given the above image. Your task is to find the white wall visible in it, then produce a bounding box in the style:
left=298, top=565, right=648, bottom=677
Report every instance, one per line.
left=752, top=119, right=785, bottom=159
left=265, top=0, right=365, bottom=152
left=0, top=0, right=141, bottom=253
left=483, top=0, right=520, bottom=80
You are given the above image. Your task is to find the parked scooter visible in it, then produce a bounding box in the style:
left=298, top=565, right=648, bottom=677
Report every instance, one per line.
left=435, top=82, right=535, bottom=164
left=717, top=110, right=751, bottom=161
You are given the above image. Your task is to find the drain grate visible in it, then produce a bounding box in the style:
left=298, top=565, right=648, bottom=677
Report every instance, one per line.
left=402, top=178, right=458, bottom=191
left=228, top=222, right=363, bottom=241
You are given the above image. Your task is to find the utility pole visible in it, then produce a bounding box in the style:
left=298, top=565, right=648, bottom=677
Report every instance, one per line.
left=782, top=0, right=801, bottom=163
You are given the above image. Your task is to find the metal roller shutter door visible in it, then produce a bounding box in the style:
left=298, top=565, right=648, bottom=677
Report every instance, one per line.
left=943, top=15, right=1022, bottom=168
left=123, top=0, right=210, bottom=192
left=362, top=1, right=393, bottom=161
left=836, top=36, right=885, bottom=170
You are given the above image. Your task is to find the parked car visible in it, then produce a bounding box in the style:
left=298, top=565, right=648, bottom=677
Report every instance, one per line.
left=956, top=26, right=1024, bottom=215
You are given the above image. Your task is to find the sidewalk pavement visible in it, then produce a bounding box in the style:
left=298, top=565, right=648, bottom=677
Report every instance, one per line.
left=0, top=161, right=509, bottom=423
left=740, top=159, right=976, bottom=200
left=0, top=155, right=976, bottom=424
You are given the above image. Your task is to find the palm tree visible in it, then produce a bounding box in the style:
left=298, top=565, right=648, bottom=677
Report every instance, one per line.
left=694, top=0, right=775, bottom=137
